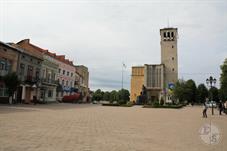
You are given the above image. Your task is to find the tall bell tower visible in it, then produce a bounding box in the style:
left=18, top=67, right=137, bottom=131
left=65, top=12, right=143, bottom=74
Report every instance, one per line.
left=160, top=28, right=178, bottom=89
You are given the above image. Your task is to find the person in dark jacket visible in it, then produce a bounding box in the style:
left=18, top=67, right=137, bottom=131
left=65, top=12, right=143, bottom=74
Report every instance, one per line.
left=218, top=101, right=223, bottom=115
left=203, top=102, right=208, bottom=118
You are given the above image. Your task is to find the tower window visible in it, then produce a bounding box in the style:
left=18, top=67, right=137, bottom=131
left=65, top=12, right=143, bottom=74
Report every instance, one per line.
left=172, top=45, right=174, bottom=48
left=172, top=57, right=174, bottom=60
left=164, top=32, right=166, bottom=37
left=172, top=68, right=174, bottom=71
left=168, top=32, right=170, bottom=37
left=171, top=32, right=174, bottom=37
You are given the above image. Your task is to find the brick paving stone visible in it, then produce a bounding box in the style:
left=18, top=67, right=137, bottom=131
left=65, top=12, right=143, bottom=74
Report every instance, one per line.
left=0, top=104, right=226, bottom=151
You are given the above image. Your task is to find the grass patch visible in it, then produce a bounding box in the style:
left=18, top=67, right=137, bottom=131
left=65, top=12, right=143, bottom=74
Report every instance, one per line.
left=102, top=101, right=134, bottom=107
left=143, top=104, right=185, bottom=109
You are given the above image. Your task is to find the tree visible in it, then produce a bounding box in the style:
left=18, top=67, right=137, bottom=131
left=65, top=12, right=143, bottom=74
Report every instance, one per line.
left=197, top=84, right=208, bottom=104
left=92, top=89, right=103, bottom=101
left=3, top=72, right=20, bottom=104
left=109, top=90, right=119, bottom=103
left=209, top=86, right=219, bottom=103
left=118, top=89, right=130, bottom=104
left=220, top=58, right=227, bottom=101
left=173, top=80, right=186, bottom=103
left=103, top=91, right=110, bottom=101
left=185, top=79, right=197, bottom=104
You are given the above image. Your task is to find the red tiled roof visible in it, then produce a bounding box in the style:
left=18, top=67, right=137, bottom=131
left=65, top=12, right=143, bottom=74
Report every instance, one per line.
left=17, top=39, right=75, bottom=66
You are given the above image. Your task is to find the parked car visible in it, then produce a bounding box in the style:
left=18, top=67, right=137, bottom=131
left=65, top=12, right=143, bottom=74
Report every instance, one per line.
left=205, top=101, right=217, bottom=108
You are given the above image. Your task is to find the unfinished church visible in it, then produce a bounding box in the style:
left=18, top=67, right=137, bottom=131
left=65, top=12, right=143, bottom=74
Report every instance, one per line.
left=130, top=27, right=178, bottom=103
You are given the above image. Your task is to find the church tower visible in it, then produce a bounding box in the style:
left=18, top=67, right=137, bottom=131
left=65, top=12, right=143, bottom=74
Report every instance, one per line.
left=160, top=28, right=178, bottom=90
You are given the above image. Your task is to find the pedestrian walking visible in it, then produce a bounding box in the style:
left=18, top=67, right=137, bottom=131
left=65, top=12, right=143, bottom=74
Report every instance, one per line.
left=203, top=102, right=208, bottom=118
left=224, top=101, right=227, bottom=114
left=218, top=101, right=223, bottom=115
left=33, top=96, right=37, bottom=105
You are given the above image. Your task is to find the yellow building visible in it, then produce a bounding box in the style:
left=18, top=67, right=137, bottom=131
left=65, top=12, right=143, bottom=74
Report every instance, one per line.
left=130, top=66, right=144, bottom=102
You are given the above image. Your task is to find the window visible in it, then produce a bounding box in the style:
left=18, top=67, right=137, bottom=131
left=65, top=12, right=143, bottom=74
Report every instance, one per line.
left=172, top=45, right=174, bottom=48
left=22, top=55, right=25, bottom=59
left=172, top=68, right=174, bottom=71
left=35, top=69, right=40, bottom=79
left=48, top=90, right=53, bottom=97
left=171, top=32, right=174, bottom=37
left=70, top=81, right=73, bottom=87
left=3, top=48, right=7, bottom=52
left=168, top=32, right=170, bottom=37
left=30, top=58, right=33, bottom=62
left=27, top=66, right=33, bottom=80
left=59, top=69, right=61, bottom=73
left=66, top=81, right=68, bottom=86
left=0, top=62, right=5, bottom=70
left=67, top=71, right=69, bottom=76
left=20, top=63, right=25, bottom=75
left=164, top=32, right=166, bottom=37
left=172, top=57, right=174, bottom=60
left=71, top=73, right=73, bottom=77
left=63, top=70, right=65, bottom=75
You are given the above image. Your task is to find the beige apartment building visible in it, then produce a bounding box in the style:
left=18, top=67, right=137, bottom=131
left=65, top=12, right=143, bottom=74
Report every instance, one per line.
left=75, top=65, right=90, bottom=102
left=130, top=27, right=178, bottom=103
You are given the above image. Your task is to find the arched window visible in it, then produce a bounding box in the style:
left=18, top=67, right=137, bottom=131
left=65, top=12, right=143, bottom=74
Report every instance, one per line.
left=164, top=32, right=166, bottom=37
left=171, top=32, right=174, bottom=37
left=168, top=32, right=170, bottom=37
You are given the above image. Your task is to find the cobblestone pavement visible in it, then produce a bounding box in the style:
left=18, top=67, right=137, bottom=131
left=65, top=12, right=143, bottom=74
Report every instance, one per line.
left=0, top=103, right=226, bottom=151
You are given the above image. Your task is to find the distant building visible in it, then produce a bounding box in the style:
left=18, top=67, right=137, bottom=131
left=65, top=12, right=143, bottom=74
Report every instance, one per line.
left=75, top=65, right=90, bottom=102
left=130, top=27, right=178, bottom=103
left=55, top=55, right=76, bottom=100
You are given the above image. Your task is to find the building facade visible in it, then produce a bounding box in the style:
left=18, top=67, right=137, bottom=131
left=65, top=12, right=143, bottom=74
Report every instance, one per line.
left=130, top=27, right=178, bottom=103
left=16, top=39, right=59, bottom=102
left=0, top=41, right=21, bottom=103
left=55, top=55, right=76, bottom=100
left=11, top=42, right=43, bottom=103
left=130, top=66, right=144, bottom=102
left=75, top=65, right=89, bottom=102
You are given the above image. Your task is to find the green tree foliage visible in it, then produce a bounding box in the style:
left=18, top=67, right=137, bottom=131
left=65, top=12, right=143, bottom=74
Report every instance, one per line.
left=103, top=91, right=110, bottom=101
left=118, top=89, right=130, bottom=104
left=173, top=79, right=197, bottom=104
left=185, top=79, right=197, bottom=104
left=220, top=58, right=227, bottom=101
left=109, top=90, right=119, bottom=103
left=92, top=89, right=103, bottom=101
left=91, top=89, right=130, bottom=104
left=173, top=80, right=186, bottom=103
left=197, top=84, right=208, bottom=103
left=209, top=86, right=219, bottom=102
left=3, top=72, right=20, bottom=102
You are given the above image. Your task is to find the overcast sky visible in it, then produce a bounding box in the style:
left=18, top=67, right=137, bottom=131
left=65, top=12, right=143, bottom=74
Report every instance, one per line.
left=1, top=0, right=227, bottom=91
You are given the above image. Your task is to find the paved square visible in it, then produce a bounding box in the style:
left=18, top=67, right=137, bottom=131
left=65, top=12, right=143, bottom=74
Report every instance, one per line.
left=0, top=104, right=226, bottom=151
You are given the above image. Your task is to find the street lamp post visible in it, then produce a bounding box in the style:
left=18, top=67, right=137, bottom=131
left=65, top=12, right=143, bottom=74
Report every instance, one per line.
left=206, top=76, right=217, bottom=115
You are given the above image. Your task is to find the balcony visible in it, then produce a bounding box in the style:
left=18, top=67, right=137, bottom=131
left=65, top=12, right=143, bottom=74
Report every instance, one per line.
left=41, top=78, right=58, bottom=85
left=0, top=70, right=9, bottom=77
left=24, top=76, right=39, bottom=84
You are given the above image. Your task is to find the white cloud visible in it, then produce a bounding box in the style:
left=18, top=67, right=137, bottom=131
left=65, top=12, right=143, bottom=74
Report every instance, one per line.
left=0, top=0, right=226, bottom=90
